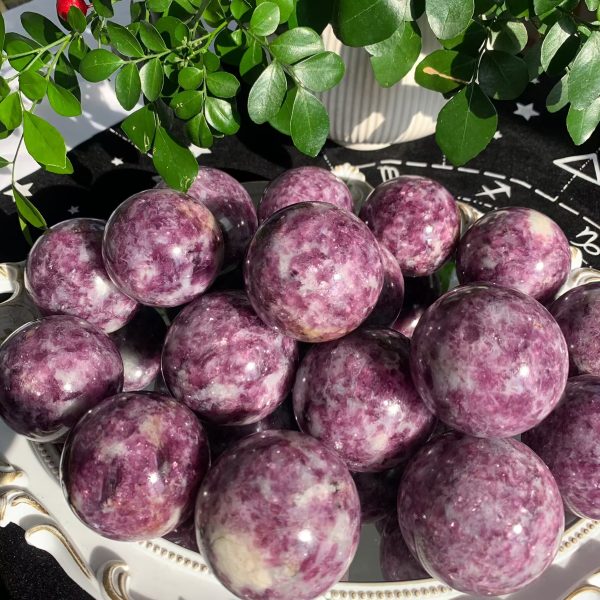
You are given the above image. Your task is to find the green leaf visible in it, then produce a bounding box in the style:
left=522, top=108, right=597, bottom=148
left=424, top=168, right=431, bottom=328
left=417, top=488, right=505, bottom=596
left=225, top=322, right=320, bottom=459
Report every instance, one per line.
left=269, top=86, right=296, bottom=135
left=147, top=0, right=173, bottom=10
left=68, top=37, right=89, bottom=71
left=366, top=21, right=422, bottom=88
left=47, top=81, right=82, bottom=117
left=248, top=61, right=287, bottom=124
left=0, top=93, right=22, bottom=130
left=23, top=113, right=67, bottom=169
left=138, top=21, right=168, bottom=52
left=435, top=84, right=497, bottom=166
left=290, top=87, right=329, bottom=157
left=13, top=186, right=46, bottom=230
left=4, top=33, right=48, bottom=72
left=93, top=0, right=114, bottom=18
left=567, top=98, right=600, bottom=145
left=153, top=126, right=198, bottom=191
left=79, top=49, right=124, bottom=82
left=155, top=16, right=189, bottom=46
left=0, top=12, right=5, bottom=52
left=21, top=12, right=63, bottom=45
left=19, top=71, right=47, bottom=102
left=586, top=0, right=600, bottom=10
left=291, top=51, right=345, bottom=92
left=140, top=57, right=164, bottom=101
left=523, top=40, right=543, bottom=80
left=240, top=41, right=263, bottom=76
left=121, top=105, right=157, bottom=152
left=542, top=18, right=577, bottom=72
left=250, top=2, right=281, bottom=37
left=533, top=0, right=561, bottom=14
left=106, top=22, right=144, bottom=58
left=205, top=97, right=240, bottom=135
left=171, top=90, right=204, bottom=119
left=333, top=0, right=404, bottom=47
left=490, top=20, right=528, bottom=54
left=269, top=27, right=324, bottom=64
left=231, top=0, right=251, bottom=19
left=178, top=66, right=204, bottom=90
left=67, top=7, right=87, bottom=34
left=55, top=55, right=80, bottom=99
left=415, top=50, right=476, bottom=93
left=115, top=63, right=142, bottom=110
left=506, top=0, right=531, bottom=17
left=292, top=0, right=332, bottom=33
left=206, top=71, right=240, bottom=98
left=203, top=52, right=221, bottom=73
left=259, top=0, right=294, bottom=22
left=0, top=78, right=8, bottom=101
left=442, top=20, right=486, bottom=55
left=568, top=32, right=600, bottom=110
left=0, top=157, right=10, bottom=168
left=44, top=157, right=74, bottom=174
left=547, top=74, right=569, bottom=113
left=478, top=50, right=529, bottom=100
left=426, top=0, right=474, bottom=40
left=187, top=113, right=213, bottom=147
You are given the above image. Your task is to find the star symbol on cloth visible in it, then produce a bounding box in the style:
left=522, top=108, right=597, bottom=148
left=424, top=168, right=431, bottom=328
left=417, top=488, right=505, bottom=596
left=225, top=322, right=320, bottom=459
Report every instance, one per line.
left=67, top=206, right=79, bottom=215
left=3, top=181, right=33, bottom=200
left=189, top=144, right=212, bottom=158
left=111, top=157, right=124, bottom=166
left=493, top=131, right=503, bottom=140
left=514, top=103, right=540, bottom=121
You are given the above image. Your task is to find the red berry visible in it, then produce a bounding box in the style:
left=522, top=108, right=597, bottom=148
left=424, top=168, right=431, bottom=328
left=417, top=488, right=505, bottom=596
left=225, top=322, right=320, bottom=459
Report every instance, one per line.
left=56, top=0, right=89, bottom=22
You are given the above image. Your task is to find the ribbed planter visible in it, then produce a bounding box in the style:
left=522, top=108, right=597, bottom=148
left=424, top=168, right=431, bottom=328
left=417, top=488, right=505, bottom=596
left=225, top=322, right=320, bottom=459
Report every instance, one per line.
left=321, top=23, right=444, bottom=150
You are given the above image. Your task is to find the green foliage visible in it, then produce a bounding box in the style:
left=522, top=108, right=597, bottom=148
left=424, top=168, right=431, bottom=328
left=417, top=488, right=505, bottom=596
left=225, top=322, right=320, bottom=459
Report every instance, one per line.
left=2, top=0, right=600, bottom=234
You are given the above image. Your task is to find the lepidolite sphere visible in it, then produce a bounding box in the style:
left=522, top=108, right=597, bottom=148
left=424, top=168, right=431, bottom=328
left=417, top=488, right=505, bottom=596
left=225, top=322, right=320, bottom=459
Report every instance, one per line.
left=110, top=307, right=166, bottom=391
left=162, top=291, right=298, bottom=425
left=523, top=376, right=600, bottom=519
left=0, top=316, right=123, bottom=440
left=195, top=430, right=360, bottom=600
left=244, top=202, right=383, bottom=342
left=379, top=515, right=428, bottom=581
left=457, top=207, right=571, bottom=302
left=410, top=283, right=569, bottom=437
left=353, top=467, right=403, bottom=523
left=359, top=176, right=460, bottom=277
left=62, top=392, right=209, bottom=541
left=550, top=282, right=600, bottom=376
left=398, top=434, right=564, bottom=596
left=294, top=329, right=435, bottom=471
left=25, top=219, right=138, bottom=333
left=258, top=166, right=353, bottom=223
left=166, top=167, right=258, bottom=271
left=364, top=245, right=405, bottom=327
left=102, top=188, right=223, bottom=307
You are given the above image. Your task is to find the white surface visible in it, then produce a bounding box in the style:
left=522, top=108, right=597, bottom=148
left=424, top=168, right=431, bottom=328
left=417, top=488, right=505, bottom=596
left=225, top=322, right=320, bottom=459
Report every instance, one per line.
left=0, top=1, right=135, bottom=193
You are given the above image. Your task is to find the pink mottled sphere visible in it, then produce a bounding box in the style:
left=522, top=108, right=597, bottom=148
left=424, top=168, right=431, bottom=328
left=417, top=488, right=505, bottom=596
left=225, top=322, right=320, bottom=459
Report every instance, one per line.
left=259, top=166, right=353, bottom=223
left=359, top=176, right=460, bottom=277
left=195, top=430, right=360, bottom=600
left=25, top=218, right=138, bottom=333
left=102, top=188, right=223, bottom=307
left=398, top=434, right=564, bottom=596
left=245, top=202, right=383, bottom=342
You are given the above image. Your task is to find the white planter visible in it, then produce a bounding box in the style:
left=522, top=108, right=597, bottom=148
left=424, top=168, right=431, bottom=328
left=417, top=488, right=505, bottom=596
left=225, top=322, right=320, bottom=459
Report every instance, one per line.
left=321, top=23, right=444, bottom=150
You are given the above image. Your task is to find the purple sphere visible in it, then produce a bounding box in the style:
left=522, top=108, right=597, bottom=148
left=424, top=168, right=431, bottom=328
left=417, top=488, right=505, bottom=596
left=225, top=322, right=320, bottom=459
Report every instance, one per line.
left=352, top=467, right=403, bottom=523
left=392, top=305, right=426, bottom=338
left=25, top=219, right=138, bottom=333
left=102, top=189, right=223, bottom=307
left=110, top=307, right=167, bottom=392
left=162, top=291, right=298, bottom=425
left=398, top=434, right=564, bottom=596
left=379, top=514, right=428, bottom=581
left=245, top=202, right=383, bottom=342
left=195, top=430, right=360, bottom=600
left=165, top=167, right=258, bottom=272
left=0, top=316, right=123, bottom=441
left=523, top=376, right=600, bottom=519
left=359, top=176, right=460, bottom=277
left=62, top=392, right=209, bottom=541
left=259, top=166, right=353, bottom=223
left=457, top=207, right=571, bottom=302
left=294, top=329, right=435, bottom=471
left=550, top=282, right=600, bottom=376
left=410, top=283, right=569, bottom=437
left=364, top=245, right=405, bottom=328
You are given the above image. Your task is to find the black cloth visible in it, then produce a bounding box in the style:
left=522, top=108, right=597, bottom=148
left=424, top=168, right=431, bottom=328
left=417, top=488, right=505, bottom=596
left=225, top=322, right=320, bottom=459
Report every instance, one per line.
left=0, top=79, right=599, bottom=599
